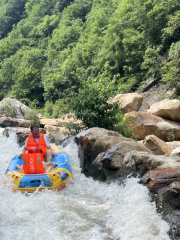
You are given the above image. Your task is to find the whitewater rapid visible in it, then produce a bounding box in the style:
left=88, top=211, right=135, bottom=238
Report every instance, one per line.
left=0, top=132, right=170, bottom=240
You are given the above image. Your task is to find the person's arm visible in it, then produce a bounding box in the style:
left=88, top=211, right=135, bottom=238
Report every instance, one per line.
left=19, top=138, right=27, bottom=157
left=47, top=146, right=57, bottom=156
left=19, top=147, right=26, bottom=157
left=45, top=137, right=57, bottom=156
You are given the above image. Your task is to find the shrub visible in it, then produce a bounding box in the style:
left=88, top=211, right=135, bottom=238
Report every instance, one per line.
left=60, top=122, right=85, bottom=136
left=71, top=72, right=137, bottom=140
left=166, top=130, right=175, bottom=142
left=45, top=98, right=72, bottom=118
left=45, top=101, right=54, bottom=117
left=1, top=99, right=16, bottom=118
left=24, top=109, right=40, bottom=126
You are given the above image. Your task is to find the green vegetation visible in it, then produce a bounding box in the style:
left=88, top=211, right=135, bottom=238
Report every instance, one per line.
left=71, top=72, right=137, bottom=139
left=166, top=130, right=175, bottom=142
left=1, top=100, right=16, bottom=118
left=0, top=0, right=180, bottom=135
left=24, top=109, right=40, bottom=126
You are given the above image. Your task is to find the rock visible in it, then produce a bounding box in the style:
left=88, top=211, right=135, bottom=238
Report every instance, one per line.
left=166, top=141, right=180, bottom=150
left=40, top=114, right=82, bottom=127
left=143, top=135, right=172, bottom=155
left=0, top=117, right=31, bottom=128
left=87, top=153, right=105, bottom=181
left=88, top=148, right=180, bottom=181
left=0, top=98, right=32, bottom=119
left=40, top=118, right=60, bottom=127
left=6, top=127, right=30, bottom=134
left=140, top=81, right=175, bottom=106
left=44, top=125, right=64, bottom=134
left=141, top=168, right=180, bottom=193
left=17, top=133, right=28, bottom=144
left=140, top=75, right=156, bottom=93
left=109, top=93, right=143, bottom=113
left=124, top=151, right=180, bottom=177
left=171, top=147, right=180, bottom=156
left=147, top=99, right=180, bottom=122
left=100, top=141, right=151, bottom=170
left=165, top=182, right=180, bottom=209
left=75, top=127, right=133, bottom=174
left=45, top=133, right=68, bottom=145
left=125, top=111, right=180, bottom=141
left=0, top=128, right=8, bottom=137
left=138, top=100, right=150, bottom=112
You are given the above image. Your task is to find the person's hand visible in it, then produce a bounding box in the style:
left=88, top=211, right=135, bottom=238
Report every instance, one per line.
left=52, top=151, right=57, bottom=156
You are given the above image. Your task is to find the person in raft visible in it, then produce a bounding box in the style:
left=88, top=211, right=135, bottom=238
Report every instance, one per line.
left=20, top=124, right=57, bottom=162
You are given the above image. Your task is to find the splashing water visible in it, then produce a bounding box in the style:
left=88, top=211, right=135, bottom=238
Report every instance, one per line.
left=0, top=132, right=170, bottom=240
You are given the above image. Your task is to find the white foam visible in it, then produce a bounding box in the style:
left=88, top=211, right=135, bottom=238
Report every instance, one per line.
left=0, top=133, right=170, bottom=240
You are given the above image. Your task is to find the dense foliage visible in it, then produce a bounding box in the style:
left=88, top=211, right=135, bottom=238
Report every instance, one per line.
left=0, top=0, right=180, bottom=128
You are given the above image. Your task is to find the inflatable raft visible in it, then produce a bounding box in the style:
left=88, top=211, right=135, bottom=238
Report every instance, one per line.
left=4, top=145, right=73, bottom=193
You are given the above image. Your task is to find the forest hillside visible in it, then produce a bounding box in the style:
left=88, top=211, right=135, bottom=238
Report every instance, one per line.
left=0, top=0, right=180, bottom=118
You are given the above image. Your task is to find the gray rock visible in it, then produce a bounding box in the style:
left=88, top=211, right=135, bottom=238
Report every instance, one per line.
left=0, top=98, right=32, bottom=119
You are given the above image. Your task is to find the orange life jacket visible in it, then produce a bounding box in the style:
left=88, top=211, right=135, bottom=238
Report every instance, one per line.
left=23, top=133, right=47, bottom=174
left=26, top=133, right=47, bottom=156
left=23, top=152, right=45, bottom=174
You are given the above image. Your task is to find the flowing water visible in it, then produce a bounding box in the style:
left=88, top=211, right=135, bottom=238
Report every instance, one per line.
left=0, top=132, right=171, bottom=240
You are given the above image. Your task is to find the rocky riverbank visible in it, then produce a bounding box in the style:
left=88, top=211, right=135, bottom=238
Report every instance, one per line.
left=1, top=94, right=180, bottom=239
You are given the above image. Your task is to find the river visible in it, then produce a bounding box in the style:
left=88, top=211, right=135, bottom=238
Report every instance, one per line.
left=0, top=132, right=171, bottom=240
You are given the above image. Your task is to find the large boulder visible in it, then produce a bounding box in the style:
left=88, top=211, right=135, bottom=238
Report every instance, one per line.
left=87, top=142, right=151, bottom=181
left=45, top=133, right=68, bottom=145
left=75, top=127, right=134, bottom=174
left=88, top=149, right=180, bottom=181
left=100, top=141, right=151, bottom=170
left=109, top=93, right=143, bottom=113
left=143, top=135, right=172, bottom=155
left=147, top=99, right=180, bottom=122
left=0, top=98, right=32, bottom=119
left=141, top=168, right=180, bottom=193
left=0, top=117, right=31, bottom=128
left=126, top=111, right=180, bottom=141
left=123, top=151, right=180, bottom=178
left=165, top=181, right=180, bottom=209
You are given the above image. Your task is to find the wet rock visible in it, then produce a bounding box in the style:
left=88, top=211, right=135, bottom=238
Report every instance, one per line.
left=0, top=128, right=8, bottom=137
left=154, top=187, right=180, bottom=240
left=100, top=141, right=151, bottom=170
left=143, top=135, right=172, bottom=155
left=45, top=133, right=68, bottom=145
left=165, top=182, right=180, bottom=209
left=125, top=111, right=180, bottom=141
left=141, top=169, right=180, bottom=193
left=109, top=93, right=143, bottom=113
left=147, top=99, right=180, bottom=122
left=0, top=117, right=31, bottom=128
left=17, top=133, right=28, bottom=144
left=75, top=127, right=133, bottom=174
left=124, top=151, right=180, bottom=178
left=171, top=147, right=180, bottom=157
left=166, top=141, right=180, bottom=150
left=6, top=127, right=30, bottom=134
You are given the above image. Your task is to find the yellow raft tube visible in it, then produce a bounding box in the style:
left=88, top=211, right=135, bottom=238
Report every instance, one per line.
left=4, top=146, right=73, bottom=193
